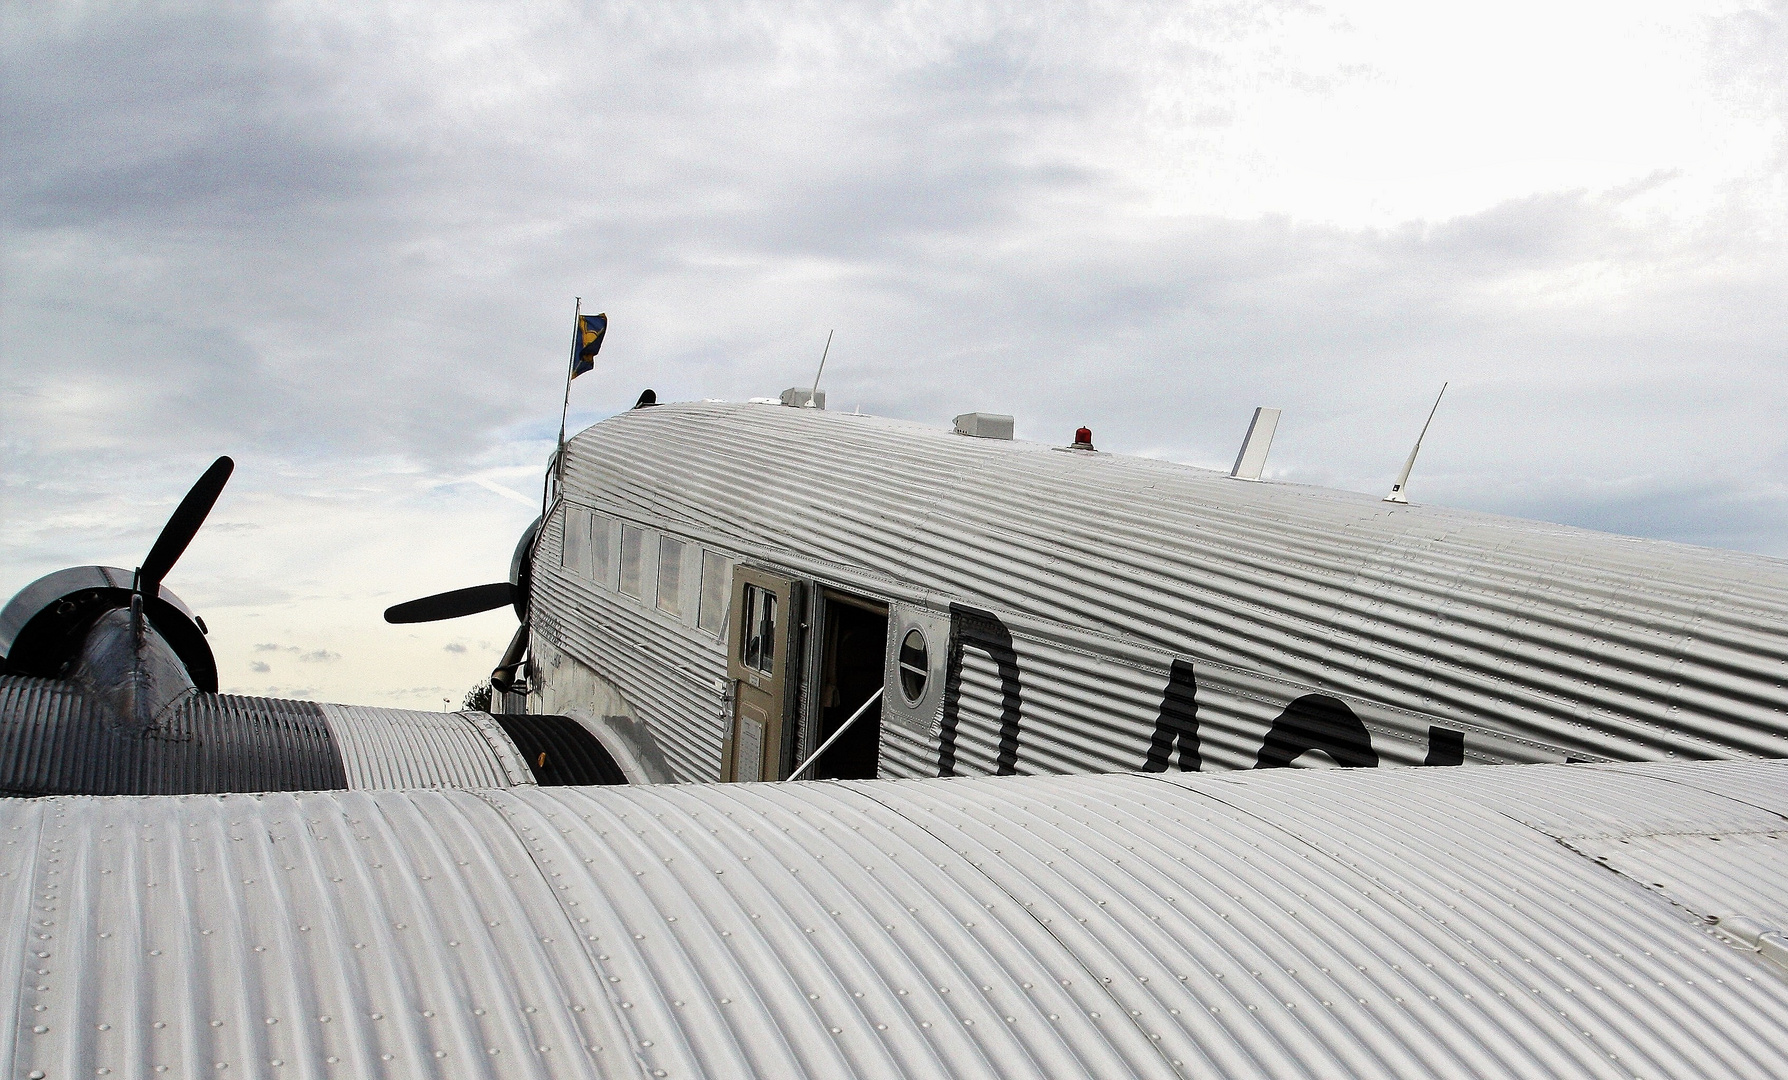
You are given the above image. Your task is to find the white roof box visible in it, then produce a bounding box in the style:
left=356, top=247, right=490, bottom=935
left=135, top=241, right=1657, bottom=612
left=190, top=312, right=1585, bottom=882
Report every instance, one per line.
left=953, top=412, right=1014, bottom=439
left=779, top=387, right=825, bottom=409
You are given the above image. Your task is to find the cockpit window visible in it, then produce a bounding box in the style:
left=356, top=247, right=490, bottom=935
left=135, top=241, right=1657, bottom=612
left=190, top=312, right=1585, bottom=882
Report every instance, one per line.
left=561, top=509, right=592, bottom=577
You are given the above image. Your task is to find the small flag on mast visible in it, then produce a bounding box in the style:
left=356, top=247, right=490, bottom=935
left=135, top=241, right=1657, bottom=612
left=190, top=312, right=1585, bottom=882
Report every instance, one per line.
left=570, top=312, right=606, bottom=379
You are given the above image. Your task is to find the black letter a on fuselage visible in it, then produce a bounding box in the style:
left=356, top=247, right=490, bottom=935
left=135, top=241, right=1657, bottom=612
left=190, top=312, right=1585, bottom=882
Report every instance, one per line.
left=1143, top=659, right=1200, bottom=772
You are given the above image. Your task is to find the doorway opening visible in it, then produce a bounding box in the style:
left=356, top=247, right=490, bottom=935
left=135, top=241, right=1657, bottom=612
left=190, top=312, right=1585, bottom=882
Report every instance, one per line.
left=810, top=590, right=888, bottom=780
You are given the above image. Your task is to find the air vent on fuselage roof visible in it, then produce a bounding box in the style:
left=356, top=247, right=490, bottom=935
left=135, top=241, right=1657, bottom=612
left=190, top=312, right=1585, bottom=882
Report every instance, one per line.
left=953, top=412, right=1014, bottom=439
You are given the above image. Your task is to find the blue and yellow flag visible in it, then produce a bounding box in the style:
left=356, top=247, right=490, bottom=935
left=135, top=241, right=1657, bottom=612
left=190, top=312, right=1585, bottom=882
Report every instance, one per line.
left=570, top=312, right=606, bottom=378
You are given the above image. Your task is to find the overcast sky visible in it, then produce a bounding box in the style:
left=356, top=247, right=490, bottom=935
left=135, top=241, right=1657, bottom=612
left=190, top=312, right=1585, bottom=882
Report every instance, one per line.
left=4, top=1, right=1785, bottom=709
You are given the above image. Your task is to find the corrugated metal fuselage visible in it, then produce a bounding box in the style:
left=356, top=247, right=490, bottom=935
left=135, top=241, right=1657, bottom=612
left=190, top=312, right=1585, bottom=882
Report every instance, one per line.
left=530, top=401, right=1788, bottom=784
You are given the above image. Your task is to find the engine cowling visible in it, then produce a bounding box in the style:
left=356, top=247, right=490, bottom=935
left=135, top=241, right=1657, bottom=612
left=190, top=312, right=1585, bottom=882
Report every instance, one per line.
left=0, top=565, right=217, bottom=693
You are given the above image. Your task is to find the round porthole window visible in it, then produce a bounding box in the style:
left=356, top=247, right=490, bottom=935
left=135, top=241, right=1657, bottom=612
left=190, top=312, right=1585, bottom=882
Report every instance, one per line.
left=898, top=628, right=929, bottom=703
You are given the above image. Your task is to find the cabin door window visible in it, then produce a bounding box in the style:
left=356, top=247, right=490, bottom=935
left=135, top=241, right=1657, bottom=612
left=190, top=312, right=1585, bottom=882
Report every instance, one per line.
left=740, top=585, right=776, bottom=674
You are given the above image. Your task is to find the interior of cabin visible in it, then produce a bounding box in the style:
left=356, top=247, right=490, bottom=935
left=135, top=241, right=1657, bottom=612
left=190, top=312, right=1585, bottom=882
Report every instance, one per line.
left=809, top=590, right=888, bottom=780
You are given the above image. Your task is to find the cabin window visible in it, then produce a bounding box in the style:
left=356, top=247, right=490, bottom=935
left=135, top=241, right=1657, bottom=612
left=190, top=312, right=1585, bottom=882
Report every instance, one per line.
left=619, top=524, right=645, bottom=598
left=740, top=584, right=776, bottom=675
left=697, top=551, right=730, bottom=636
left=656, top=537, right=685, bottom=617
left=591, top=513, right=614, bottom=587
left=899, top=628, right=929, bottom=703
left=561, top=509, right=593, bottom=578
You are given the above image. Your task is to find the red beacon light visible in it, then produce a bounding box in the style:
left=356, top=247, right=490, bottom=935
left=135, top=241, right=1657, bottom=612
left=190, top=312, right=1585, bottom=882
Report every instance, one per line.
left=1071, top=426, right=1095, bottom=450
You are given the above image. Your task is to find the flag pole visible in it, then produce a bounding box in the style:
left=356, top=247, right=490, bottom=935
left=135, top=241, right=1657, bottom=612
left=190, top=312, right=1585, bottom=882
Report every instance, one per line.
left=554, top=297, right=581, bottom=497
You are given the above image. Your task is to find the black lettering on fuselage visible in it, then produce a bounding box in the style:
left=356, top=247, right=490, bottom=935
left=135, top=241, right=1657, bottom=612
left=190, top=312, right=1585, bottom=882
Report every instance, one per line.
left=1255, top=694, right=1379, bottom=769
left=938, top=605, right=1023, bottom=777
left=1424, top=725, right=1465, bottom=766
left=901, top=601, right=1456, bottom=774
left=1143, top=659, right=1200, bottom=772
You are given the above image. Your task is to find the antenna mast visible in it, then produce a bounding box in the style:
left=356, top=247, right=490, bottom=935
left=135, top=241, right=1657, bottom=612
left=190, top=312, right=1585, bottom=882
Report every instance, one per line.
left=1384, top=382, right=1448, bottom=504
left=807, top=329, right=834, bottom=407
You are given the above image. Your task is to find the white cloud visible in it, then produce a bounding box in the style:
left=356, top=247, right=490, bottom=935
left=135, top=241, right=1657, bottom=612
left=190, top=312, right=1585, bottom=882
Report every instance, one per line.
left=3, top=1, right=1784, bottom=707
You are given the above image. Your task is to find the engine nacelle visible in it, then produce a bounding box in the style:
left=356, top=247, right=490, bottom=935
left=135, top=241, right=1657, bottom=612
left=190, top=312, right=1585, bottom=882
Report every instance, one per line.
left=0, top=566, right=218, bottom=693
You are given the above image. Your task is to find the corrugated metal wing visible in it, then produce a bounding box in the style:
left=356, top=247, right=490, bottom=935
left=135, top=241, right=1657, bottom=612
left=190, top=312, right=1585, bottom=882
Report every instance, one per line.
left=5, top=759, right=1787, bottom=1079
left=0, top=676, right=347, bottom=795
left=493, top=714, right=628, bottom=785
left=319, top=704, right=534, bottom=790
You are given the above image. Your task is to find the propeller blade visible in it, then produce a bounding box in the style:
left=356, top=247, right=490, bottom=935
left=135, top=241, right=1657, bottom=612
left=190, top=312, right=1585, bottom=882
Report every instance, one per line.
left=383, top=582, right=515, bottom=624
left=138, top=456, right=234, bottom=597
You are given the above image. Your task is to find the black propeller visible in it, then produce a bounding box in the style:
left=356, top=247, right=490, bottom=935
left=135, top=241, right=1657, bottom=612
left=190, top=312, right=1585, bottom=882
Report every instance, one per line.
left=383, top=582, right=516, bottom=624
left=384, top=516, right=540, bottom=693
left=138, top=456, right=234, bottom=599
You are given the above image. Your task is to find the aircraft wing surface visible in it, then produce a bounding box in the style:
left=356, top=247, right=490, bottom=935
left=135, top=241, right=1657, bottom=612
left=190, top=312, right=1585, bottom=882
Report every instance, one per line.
left=4, top=759, right=1786, bottom=1078
left=0, top=675, right=623, bottom=795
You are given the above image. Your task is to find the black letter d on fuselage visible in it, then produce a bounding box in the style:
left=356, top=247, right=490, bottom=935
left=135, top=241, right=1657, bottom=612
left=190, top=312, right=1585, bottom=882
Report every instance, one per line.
left=937, top=606, right=1023, bottom=777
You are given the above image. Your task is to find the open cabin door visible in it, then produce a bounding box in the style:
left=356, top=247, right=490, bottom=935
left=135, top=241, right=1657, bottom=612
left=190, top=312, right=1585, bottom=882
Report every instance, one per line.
left=798, top=589, right=890, bottom=780
left=722, top=567, right=800, bottom=782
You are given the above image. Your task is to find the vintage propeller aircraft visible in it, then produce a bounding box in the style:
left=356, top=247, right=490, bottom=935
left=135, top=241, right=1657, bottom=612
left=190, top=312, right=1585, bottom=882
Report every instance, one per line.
left=3, top=390, right=1787, bottom=1079
left=9, top=389, right=1785, bottom=794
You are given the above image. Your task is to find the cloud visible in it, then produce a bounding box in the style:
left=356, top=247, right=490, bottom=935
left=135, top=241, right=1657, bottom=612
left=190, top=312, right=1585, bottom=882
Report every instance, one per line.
left=241, top=685, right=318, bottom=700
left=443, top=642, right=466, bottom=653
left=249, top=660, right=271, bottom=673
left=248, top=643, right=337, bottom=662
left=448, top=476, right=536, bottom=508
left=4, top=1, right=1786, bottom=707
